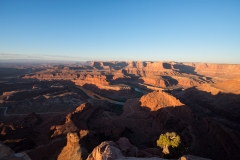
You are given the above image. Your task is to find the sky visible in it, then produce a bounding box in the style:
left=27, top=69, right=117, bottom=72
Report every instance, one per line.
left=0, top=0, right=240, bottom=63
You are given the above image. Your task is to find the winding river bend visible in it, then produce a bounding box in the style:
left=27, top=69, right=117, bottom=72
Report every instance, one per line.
left=76, top=85, right=148, bottom=105
left=76, top=86, right=125, bottom=105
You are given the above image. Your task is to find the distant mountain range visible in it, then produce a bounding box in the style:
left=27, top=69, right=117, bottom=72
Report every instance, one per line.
left=0, top=53, right=91, bottom=62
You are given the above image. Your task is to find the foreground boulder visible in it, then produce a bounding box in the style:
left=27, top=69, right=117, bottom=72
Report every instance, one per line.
left=86, top=138, right=211, bottom=160
left=0, top=143, right=31, bottom=160
left=87, top=141, right=124, bottom=160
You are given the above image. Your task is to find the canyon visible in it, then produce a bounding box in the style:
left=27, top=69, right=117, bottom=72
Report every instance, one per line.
left=0, top=61, right=240, bottom=160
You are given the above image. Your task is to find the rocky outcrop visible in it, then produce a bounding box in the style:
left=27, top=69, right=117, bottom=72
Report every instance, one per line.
left=139, top=90, right=194, bottom=118
left=57, top=133, right=84, bottom=160
left=140, top=91, right=184, bottom=111
left=51, top=103, right=99, bottom=137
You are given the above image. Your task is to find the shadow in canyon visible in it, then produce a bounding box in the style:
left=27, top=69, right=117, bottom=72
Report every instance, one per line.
left=1, top=99, right=240, bottom=160
left=161, top=76, right=179, bottom=86
left=110, top=76, right=145, bottom=85
left=70, top=102, right=240, bottom=160
left=103, top=61, right=128, bottom=70
left=0, top=79, right=75, bottom=95
left=173, top=64, right=198, bottom=75
left=182, top=87, right=240, bottom=124
left=121, top=69, right=138, bottom=77
left=0, top=67, right=44, bottom=79
left=92, top=62, right=104, bottom=70
left=66, top=104, right=194, bottom=159
left=92, top=61, right=129, bottom=70
left=163, top=62, right=172, bottom=69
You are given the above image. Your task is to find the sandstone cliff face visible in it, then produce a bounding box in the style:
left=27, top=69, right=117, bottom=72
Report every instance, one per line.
left=138, top=75, right=205, bottom=89
left=125, top=61, right=240, bottom=79
left=22, top=61, right=240, bottom=93
left=122, top=61, right=178, bottom=76
left=172, top=76, right=205, bottom=87
left=184, top=63, right=240, bottom=78
left=57, top=133, right=83, bottom=160
left=75, top=74, right=110, bottom=86
left=144, top=62, right=167, bottom=69
left=140, top=77, right=167, bottom=88
left=90, top=61, right=128, bottom=70
left=125, top=61, right=171, bottom=70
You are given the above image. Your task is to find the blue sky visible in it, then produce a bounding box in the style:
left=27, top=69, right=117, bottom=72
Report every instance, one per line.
left=0, top=0, right=240, bottom=63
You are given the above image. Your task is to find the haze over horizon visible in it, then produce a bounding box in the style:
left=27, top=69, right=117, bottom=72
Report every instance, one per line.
left=1, top=0, right=240, bottom=63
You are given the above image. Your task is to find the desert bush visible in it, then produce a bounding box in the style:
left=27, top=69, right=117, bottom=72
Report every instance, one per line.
left=156, top=132, right=181, bottom=154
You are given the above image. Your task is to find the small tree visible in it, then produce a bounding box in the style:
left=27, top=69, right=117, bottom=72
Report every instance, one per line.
left=156, top=132, right=181, bottom=154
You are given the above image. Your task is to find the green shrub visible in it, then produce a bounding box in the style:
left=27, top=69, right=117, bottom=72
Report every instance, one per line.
left=156, top=132, right=181, bottom=154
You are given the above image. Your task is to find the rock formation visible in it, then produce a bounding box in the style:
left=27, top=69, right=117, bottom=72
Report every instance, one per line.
left=140, top=91, right=184, bottom=111
left=57, top=133, right=83, bottom=160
